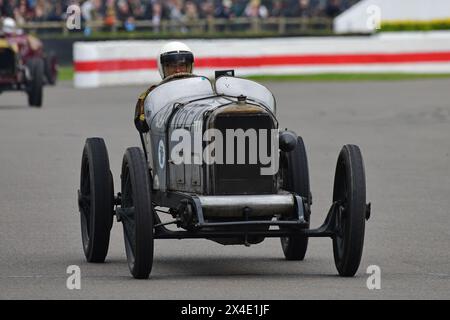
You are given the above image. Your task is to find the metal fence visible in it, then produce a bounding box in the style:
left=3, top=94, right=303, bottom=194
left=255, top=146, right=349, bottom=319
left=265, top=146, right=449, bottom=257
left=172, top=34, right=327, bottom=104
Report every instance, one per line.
left=20, top=17, right=333, bottom=36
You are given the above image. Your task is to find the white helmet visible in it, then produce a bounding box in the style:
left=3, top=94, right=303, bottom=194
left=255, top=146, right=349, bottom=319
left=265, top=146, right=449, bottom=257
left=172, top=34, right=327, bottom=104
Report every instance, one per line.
left=157, top=41, right=194, bottom=79
left=2, top=17, right=17, bottom=34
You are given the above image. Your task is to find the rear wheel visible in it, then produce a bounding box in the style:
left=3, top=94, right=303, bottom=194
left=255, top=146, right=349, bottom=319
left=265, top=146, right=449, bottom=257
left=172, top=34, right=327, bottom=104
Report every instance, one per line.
left=121, top=147, right=154, bottom=279
left=280, top=136, right=311, bottom=261
left=332, top=144, right=366, bottom=277
left=78, top=138, right=114, bottom=262
left=27, top=58, right=44, bottom=107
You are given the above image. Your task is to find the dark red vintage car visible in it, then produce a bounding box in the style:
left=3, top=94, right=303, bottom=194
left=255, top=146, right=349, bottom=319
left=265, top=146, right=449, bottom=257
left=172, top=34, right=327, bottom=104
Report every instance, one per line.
left=0, top=23, right=57, bottom=107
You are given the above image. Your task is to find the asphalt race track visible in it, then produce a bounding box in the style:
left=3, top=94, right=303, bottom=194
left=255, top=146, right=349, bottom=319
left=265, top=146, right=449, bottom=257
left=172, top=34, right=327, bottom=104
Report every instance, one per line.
left=1, top=79, right=449, bottom=299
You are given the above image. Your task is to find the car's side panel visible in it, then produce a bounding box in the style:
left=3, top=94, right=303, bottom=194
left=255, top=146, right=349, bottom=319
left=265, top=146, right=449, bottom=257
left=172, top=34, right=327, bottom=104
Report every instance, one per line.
left=167, top=98, right=230, bottom=194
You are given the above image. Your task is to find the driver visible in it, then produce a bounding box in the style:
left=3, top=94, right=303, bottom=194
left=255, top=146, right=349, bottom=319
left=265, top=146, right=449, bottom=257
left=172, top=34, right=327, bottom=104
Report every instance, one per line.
left=134, top=41, right=195, bottom=132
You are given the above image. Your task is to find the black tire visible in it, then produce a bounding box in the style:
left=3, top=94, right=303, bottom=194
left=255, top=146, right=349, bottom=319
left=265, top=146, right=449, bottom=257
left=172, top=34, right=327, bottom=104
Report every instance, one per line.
left=27, top=58, right=44, bottom=107
left=79, top=138, right=114, bottom=263
left=332, top=144, right=366, bottom=277
left=44, top=52, right=58, bottom=85
left=280, top=136, right=311, bottom=261
left=121, top=147, right=154, bottom=279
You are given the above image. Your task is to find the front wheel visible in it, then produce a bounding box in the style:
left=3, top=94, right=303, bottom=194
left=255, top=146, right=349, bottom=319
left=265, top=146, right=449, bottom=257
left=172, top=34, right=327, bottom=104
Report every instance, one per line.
left=332, top=144, right=366, bottom=277
left=78, top=138, right=114, bottom=263
left=121, top=147, right=154, bottom=279
left=27, top=58, right=44, bottom=107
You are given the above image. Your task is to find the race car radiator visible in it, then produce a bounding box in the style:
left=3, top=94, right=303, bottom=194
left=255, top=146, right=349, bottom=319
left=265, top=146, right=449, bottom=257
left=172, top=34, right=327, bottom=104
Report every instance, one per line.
left=207, top=103, right=277, bottom=195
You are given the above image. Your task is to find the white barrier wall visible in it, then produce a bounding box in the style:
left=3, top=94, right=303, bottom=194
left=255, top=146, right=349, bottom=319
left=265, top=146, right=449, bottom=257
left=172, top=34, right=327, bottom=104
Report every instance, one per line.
left=74, top=32, right=450, bottom=88
left=334, top=0, right=450, bottom=34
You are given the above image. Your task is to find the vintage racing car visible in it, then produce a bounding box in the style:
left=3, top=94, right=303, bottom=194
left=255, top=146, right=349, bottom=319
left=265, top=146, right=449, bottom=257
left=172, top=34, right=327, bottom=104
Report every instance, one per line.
left=0, top=22, right=57, bottom=107
left=77, top=72, right=371, bottom=279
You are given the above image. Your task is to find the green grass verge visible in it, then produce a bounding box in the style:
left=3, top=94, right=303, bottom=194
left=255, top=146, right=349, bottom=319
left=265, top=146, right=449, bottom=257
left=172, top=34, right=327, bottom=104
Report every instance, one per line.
left=379, top=19, right=450, bottom=32
left=58, top=66, right=74, bottom=81
left=58, top=66, right=450, bottom=82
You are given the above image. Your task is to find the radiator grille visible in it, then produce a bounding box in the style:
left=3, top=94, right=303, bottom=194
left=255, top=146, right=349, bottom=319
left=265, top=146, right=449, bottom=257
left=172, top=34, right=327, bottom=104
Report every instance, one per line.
left=210, top=111, right=276, bottom=195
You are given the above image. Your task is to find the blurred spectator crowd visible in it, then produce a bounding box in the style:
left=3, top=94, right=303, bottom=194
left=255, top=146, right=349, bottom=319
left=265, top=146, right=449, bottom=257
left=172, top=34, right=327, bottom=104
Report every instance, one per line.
left=1, top=0, right=360, bottom=28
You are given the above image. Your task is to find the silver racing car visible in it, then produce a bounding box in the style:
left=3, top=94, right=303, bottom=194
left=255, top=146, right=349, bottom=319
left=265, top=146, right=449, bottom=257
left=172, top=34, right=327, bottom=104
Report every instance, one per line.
left=77, top=72, right=371, bottom=279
